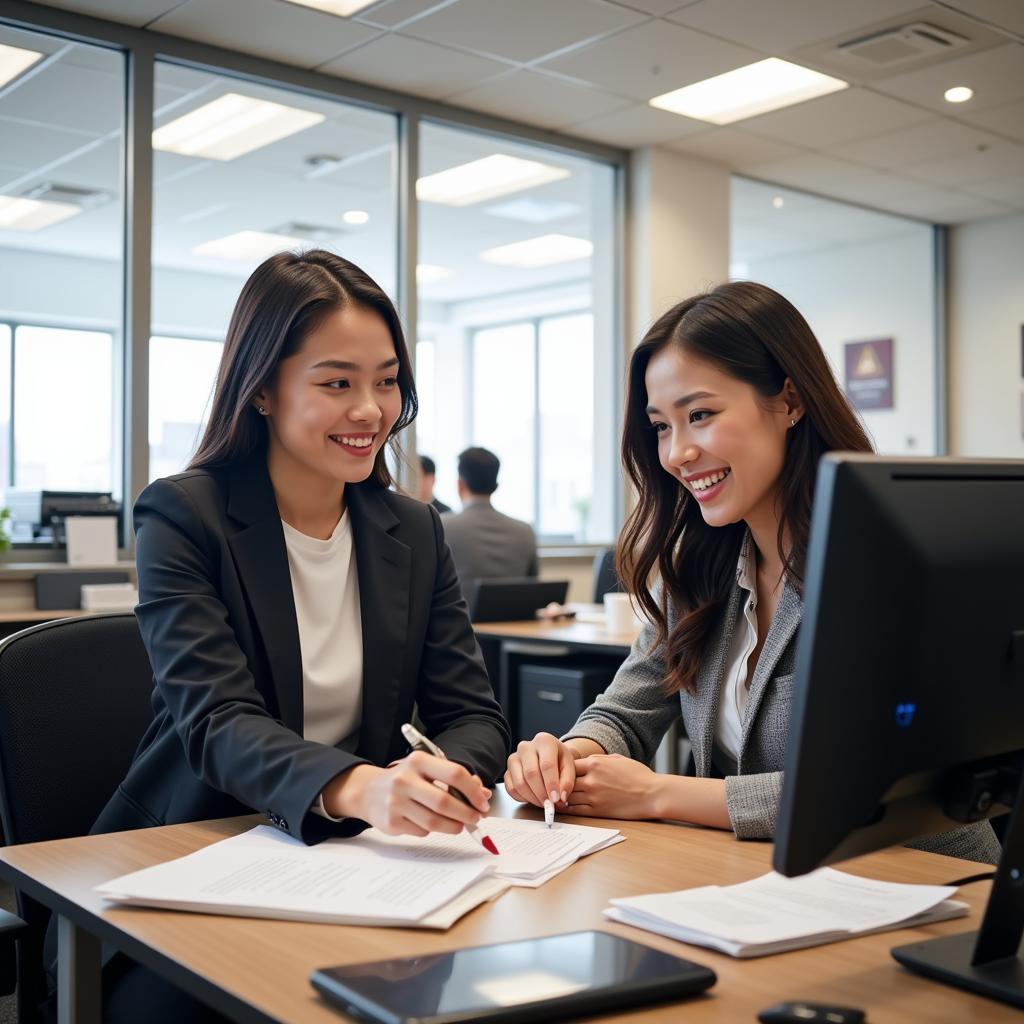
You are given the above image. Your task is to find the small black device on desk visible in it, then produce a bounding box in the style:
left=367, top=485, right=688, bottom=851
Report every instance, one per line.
left=758, top=1001, right=866, bottom=1023
left=311, top=929, right=715, bottom=1024
left=468, top=577, right=569, bottom=623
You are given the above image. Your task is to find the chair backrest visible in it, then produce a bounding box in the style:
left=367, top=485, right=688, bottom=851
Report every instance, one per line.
left=592, top=548, right=622, bottom=603
left=0, top=613, right=154, bottom=1019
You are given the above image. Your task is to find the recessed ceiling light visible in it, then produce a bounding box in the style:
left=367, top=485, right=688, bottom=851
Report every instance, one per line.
left=650, top=58, right=848, bottom=125
left=0, top=42, right=43, bottom=89
left=944, top=86, right=973, bottom=104
left=193, top=230, right=304, bottom=262
left=281, top=0, right=379, bottom=15
left=484, top=197, right=581, bottom=224
left=153, top=93, right=325, bottom=161
left=342, top=209, right=370, bottom=225
left=417, top=155, right=570, bottom=207
left=772, top=196, right=785, bottom=209
left=0, top=195, right=80, bottom=231
left=480, top=234, right=593, bottom=269
left=416, top=264, right=453, bottom=284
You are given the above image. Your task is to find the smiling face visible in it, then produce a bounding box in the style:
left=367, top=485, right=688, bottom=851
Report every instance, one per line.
left=644, top=343, right=798, bottom=531
left=256, top=303, right=403, bottom=498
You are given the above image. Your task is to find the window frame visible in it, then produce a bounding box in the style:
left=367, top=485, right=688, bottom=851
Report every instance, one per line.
left=0, top=0, right=629, bottom=560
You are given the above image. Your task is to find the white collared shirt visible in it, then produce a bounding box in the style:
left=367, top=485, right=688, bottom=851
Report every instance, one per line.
left=714, top=535, right=759, bottom=762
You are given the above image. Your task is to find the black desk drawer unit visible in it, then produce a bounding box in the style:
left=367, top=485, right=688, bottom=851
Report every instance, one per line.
left=519, top=661, right=618, bottom=739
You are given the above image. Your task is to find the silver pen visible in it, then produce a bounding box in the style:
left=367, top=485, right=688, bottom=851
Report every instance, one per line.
left=400, top=722, right=499, bottom=855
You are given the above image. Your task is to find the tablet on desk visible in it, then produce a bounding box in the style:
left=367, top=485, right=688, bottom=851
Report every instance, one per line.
left=310, top=930, right=715, bottom=1024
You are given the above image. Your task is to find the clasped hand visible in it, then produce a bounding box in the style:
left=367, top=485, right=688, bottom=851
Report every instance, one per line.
left=505, top=733, right=661, bottom=820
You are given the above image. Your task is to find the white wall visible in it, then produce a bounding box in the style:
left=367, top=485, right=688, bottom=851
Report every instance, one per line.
left=744, top=228, right=938, bottom=456
left=948, top=213, right=1024, bottom=458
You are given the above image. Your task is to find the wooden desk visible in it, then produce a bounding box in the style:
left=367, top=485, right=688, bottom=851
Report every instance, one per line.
left=0, top=790, right=1013, bottom=1024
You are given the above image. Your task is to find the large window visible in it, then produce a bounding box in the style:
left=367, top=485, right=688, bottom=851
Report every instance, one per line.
left=0, top=24, right=124, bottom=518
left=416, top=122, right=617, bottom=543
left=149, top=62, right=399, bottom=480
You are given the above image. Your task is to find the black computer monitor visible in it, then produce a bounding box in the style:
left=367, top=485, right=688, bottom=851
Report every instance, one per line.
left=773, top=454, right=1024, bottom=1009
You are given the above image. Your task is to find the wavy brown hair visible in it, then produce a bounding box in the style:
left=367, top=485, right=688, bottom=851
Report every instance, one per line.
left=189, top=249, right=417, bottom=487
left=618, top=281, right=873, bottom=694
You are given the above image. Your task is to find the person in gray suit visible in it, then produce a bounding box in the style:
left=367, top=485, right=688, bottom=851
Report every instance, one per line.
left=441, top=447, right=539, bottom=594
left=505, top=281, right=999, bottom=865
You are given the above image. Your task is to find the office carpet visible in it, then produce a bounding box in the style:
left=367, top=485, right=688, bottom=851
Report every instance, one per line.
left=0, top=883, right=16, bottom=1023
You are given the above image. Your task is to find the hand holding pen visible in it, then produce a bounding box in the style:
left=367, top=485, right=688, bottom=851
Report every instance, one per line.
left=401, top=723, right=500, bottom=855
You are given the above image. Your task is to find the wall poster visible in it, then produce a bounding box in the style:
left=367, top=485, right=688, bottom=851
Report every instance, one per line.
left=844, top=338, right=894, bottom=411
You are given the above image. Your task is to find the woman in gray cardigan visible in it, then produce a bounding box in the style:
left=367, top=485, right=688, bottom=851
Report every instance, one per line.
left=505, top=281, right=999, bottom=865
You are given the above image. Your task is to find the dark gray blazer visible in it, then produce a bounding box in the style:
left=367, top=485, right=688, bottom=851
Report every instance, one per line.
left=91, top=454, right=511, bottom=847
left=566, top=573, right=1000, bottom=864
left=440, top=500, right=539, bottom=591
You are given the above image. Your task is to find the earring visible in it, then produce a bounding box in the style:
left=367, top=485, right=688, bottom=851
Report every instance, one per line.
left=258, top=405, right=267, bottom=416
left=790, top=418, right=796, bottom=427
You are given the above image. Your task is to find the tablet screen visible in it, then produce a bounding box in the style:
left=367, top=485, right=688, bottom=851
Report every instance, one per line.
left=311, top=930, right=715, bottom=1024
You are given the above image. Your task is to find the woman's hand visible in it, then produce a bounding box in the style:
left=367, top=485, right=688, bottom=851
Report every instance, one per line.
left=561, top=753, right=664, bottom=820
left=325, top=752, right=491, bottom=837
left=504, top=732, right=580, bottom=807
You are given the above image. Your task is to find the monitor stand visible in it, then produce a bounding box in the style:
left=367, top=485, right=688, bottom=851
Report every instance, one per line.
left=892, top=779, right=1024, bottom=1007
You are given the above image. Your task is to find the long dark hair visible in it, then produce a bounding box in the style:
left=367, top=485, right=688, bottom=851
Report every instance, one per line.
left=189, top=249, right=417, bottom=488
left=618, top=281, right=873, bottom=694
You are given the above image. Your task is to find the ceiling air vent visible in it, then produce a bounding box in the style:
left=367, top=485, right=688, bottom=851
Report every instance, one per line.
left=838, top=22, right=969, bottom=67
left=22, top=182, right=112, bottom=209
left=270, top=221, right=344, bottom=242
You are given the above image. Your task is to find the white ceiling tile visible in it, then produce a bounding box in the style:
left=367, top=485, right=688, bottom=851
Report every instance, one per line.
left=937, top=0, right=1024, bottom=37
left=540, top=19, right=759, bottom=101
left=446, top=70, right=632, bottom=130
left=872, top=42, right=1024, bottom=114
left=665, top=0, right=924, bottom=55
left=740, top=87, right=930, bottom=148
left=667, top=129, right=802, bottom=167
left=903, top=140, right=1024, bottom=185
left=959, top=99, right=1024, bottom=143
left=965, top=174, right=1024, bottom=207
left=740, top=152, right=876, bottom=189
left=613, top=0, right=695, bottom=12
left=29, top=0, right=184, bottom=26
left=353, top=0, right=454, bottom=28
left=148, top=0, right=382, bottom=69
left=566, top=103, right=706, bottom=147
left=830, top=117, right=1005, bottom=168
left=0, top=119, right=100, bottom=179
left=399, top=0, right=645, bottom=64
left=0, top=63, right=123, bottom=135
left=318, top=34, right=507, bottom=99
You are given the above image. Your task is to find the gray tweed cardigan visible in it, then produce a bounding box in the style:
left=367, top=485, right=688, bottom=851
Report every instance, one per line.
left=565, top=568, right=1001, bottom=865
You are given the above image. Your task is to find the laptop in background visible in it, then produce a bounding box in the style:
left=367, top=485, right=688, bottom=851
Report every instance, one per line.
left=469, top=578, right=569, bottom=623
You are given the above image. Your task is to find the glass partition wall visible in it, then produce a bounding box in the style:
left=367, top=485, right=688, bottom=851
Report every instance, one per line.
left=0, top=21, right=125, bottom=542
left=0, top=3, right=626, bottom=553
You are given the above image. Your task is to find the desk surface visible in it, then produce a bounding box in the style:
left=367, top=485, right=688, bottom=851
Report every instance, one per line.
left=0, top=609, right=90, bottom=624
left=0, top=791, right=1012, bottom=1023
left=473, top=608, right=641, bottom=650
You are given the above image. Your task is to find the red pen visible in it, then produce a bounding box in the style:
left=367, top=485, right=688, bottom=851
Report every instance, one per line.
left=400, top=722, right=500, bottom=855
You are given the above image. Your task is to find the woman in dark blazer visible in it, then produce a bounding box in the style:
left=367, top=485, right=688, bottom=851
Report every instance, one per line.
left=49, top=250, right=510, bottom=1022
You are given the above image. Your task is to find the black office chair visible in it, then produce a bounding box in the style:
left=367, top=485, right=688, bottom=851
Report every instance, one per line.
left=591, top=547, right=622, bottom=603
left=0, top=613, right=154, bottom=1023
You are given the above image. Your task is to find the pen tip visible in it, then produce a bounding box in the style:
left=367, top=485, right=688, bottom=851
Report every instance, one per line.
left=482, top=836, right=499, bottom=855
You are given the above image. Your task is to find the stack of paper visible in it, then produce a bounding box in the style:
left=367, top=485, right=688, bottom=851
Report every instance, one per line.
left=604, top=867, right=968, bottom=957
left=96, top=817, right=623, bottom=930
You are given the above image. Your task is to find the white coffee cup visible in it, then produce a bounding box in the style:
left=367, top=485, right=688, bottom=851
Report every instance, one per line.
left=604, top=592, right=638, bottom=633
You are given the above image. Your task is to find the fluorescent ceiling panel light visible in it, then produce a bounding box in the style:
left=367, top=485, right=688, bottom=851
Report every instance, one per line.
left=0, top=195, right=80, bottom=231
left=480, top=234, right=593, bottom=269
left=281, top=0, right=379, bottom=15
left=0, top=43, right=43, bottom=88
left=417, top=155, right=570, bottom=207
left=484, top=197, right=581, bottom=224
left=650, top=58, right=848, bottom=125
left=153, top=93, right=325, bottom=161
left=944, top=86, right=973, bottom=103
left=193, top=230, right=304, bottom=262
left=342, top=209, right=370, bottom=225
left=416, top=264, right=453, bottom=284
